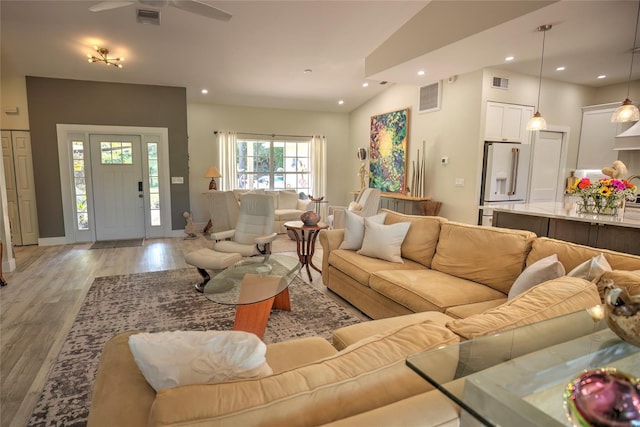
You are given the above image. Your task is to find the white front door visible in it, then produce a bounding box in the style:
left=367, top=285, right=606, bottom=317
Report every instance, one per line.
left=90, top=134, right=145, bottom=240
left=529, top=131, right=564, bottom=202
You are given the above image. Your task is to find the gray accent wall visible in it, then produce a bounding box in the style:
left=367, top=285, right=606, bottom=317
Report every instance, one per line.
left=25, top=76, right=189, bottom=237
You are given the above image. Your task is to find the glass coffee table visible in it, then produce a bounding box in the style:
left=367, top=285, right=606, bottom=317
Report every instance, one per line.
left=202, top=254, right=301, bottom=338
left=406, top=308, right=640, bottom=426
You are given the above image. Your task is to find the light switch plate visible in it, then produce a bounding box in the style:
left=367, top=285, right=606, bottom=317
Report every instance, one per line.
left=171, top=177, right=184, bottom=184
left=455, top=178, right=465, bottom=187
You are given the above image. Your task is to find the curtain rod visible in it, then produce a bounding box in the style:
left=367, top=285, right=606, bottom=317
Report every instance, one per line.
left=213, top=131, right=318, bottom=139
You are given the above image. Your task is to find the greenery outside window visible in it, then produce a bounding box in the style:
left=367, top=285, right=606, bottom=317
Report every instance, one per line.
left=100, top=142, right=133, bottom=164
left=236, top=139, right=310, bottom=194
left=73, top=141, right=88, bottom=230
left=147, top=142, right=161, bottom=226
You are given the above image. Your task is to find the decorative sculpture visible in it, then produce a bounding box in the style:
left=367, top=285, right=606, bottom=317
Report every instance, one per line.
left=358, top=162, right=369, bottom=189
left=183, top=211, right=198, bottom=240
left=602, top=160, right=628, bottom=180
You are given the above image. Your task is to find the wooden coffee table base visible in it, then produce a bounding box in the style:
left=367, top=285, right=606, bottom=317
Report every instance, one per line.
left=233, top=288, right=291, bottom=339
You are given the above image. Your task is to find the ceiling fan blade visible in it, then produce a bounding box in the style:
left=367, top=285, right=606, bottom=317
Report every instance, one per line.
left=89, top=1, right=136, bottom=12
left=169, top=0, right=232, bottom=21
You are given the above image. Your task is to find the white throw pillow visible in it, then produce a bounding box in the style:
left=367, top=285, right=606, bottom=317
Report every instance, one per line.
left=567, top=253, right=612, bottom=281
left=348, top=201, right=363, bottom=212
left=128, top=330, right=273, bottom=391
left=339, top=211, right=387, bottom=250
left=357, top=219, right=410, bottom=263
left=508, top=254, right=566, bottom=300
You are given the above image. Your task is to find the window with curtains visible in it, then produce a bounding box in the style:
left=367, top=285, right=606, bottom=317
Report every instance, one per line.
left=236, top=138, right=311, bottom=194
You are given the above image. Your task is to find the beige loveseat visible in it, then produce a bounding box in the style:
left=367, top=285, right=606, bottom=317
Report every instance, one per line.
left=232, top=189, right=312, bottom=234
left=320, top=209, right=640, bottom=321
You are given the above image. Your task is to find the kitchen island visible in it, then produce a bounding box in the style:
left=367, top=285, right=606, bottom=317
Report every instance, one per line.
left=489, top=202, right=640, bottom=255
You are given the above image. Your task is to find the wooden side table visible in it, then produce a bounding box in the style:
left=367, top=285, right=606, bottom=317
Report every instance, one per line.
left=283, top=221, right=328, bottom=282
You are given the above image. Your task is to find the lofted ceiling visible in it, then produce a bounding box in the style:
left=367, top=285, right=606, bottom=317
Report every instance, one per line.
left=1, top=1, right=639, bottom=113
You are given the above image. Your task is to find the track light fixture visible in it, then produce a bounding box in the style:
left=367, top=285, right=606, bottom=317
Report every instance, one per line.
left=87, top=46, right=124, bottom=68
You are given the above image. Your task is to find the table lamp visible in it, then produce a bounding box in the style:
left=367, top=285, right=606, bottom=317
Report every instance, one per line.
left=204, top=166, right=222, bottom=190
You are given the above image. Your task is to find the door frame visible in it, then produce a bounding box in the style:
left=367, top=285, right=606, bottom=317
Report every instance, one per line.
left=54, top=124, right=171, bottom=244
left=528, top=125, right=570, bottom=202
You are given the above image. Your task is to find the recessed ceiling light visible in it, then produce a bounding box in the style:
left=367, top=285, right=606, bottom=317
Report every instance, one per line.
left=597, top=74, right=607, bottom=79
left=338, top=100, right=344, bottom=105
left=201, top=89, right=208, bottom=94
left=362, top=82, right=369, bottom=88
left=556, top=66, right=566, bottom=71
left=417, top=70, right=425, bottom=76
left=505, top=56, right=515, bottom=61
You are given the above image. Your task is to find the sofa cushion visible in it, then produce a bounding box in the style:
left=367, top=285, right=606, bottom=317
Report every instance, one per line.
left=431, top=222, right=535, bottom=294
left=327, top=250, right=425, bottom=288
left=358, top=219, right=410, bottom=263
left=444, top=299, right=507, bottom=319
left=332, top=311, right=454, bottom=350
left=278, top=190, right=299, bottom=210
left=370, top=269, right=506, bottom=313
left=128, top=330, right=272, bottom=391
left=526, top=237, right=640, bottom=272
left=148, top=321, right=459, bottom=426
left=567, top=253, right=611, bottom=281
left=508, top=254, right=566, bottom=300
left=339, top=211, right=386, bottom=251
left=274, top=209, right=303, bottom=221
left=593, top=270, right=640, bottom=301
left=446, top=276, right=601, bottom=339
left=382, top=209, right=446, bottom=268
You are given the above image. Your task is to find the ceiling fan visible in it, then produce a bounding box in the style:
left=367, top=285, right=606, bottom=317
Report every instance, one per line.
left=89, top=0, right=232, bottom=21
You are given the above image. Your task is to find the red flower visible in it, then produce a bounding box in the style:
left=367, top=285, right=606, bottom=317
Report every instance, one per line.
left=577, top=178, right=591, bottom=189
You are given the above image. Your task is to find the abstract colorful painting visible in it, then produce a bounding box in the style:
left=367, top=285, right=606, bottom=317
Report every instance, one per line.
left=369, top=108, right=409, bottom=193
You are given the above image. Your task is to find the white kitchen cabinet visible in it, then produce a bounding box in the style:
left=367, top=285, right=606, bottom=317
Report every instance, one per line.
left=485, top=102, right=534, bottom=143
left=577, top=104, right=626, bottom=169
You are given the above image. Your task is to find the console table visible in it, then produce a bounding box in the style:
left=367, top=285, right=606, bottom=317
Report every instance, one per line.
left=406, top=309, right=639, bottom=426
left=352, top=191, right=432, bottom=215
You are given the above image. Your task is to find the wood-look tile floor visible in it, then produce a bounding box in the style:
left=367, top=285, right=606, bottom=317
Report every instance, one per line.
left=0, top=235, right=367, bottom=427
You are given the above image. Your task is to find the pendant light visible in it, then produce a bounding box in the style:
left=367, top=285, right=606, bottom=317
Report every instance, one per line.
left=611, top=0, right=640, bottom=123
left=527, top=24, right=552, bottom=131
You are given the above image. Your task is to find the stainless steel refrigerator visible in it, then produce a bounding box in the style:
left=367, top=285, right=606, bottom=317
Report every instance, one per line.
left=479, top=142, right=531, bottom=225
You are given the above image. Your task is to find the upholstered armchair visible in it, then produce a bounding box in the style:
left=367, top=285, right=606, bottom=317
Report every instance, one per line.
left=328, top=188, right=381, bottom=229
left=211, top=194, right=278, bottom=256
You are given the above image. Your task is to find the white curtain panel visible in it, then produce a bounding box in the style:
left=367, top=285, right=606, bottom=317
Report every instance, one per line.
left=217, top=131, right=237, bottom=190
left=311, top=135, right=327, bottom=198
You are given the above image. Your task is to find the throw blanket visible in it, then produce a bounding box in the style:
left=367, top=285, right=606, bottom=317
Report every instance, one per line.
left=129, top=330, right=273, bottom=391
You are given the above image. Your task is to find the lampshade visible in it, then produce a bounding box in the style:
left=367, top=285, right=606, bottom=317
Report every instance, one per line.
left=612, top=1, right=640, bottom=123
left=526, top=24, right=551, bottom=132
left=611, top=98, right=640, bottom=123
left=203, top=166, right=221, bottom=178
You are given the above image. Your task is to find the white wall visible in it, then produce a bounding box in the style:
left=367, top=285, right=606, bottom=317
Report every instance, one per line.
left=349, top=70, right=485, bottom=224
left=348, top=68, right=598, bottom=224
left=186, top=103, right=350, bottom=225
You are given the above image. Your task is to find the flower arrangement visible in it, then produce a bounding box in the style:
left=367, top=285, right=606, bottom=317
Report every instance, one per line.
left=571, top=178, right=637, bottom=214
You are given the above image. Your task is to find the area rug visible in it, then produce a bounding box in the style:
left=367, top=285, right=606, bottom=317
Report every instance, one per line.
left=89, top=238, right=144, bottom=249
left=27, top=267, right=363, bottom=426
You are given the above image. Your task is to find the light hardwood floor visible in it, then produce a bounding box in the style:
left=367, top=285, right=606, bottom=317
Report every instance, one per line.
left=0, top=235, right=365, bottom=427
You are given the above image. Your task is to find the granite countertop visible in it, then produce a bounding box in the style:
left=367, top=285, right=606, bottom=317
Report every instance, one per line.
left=486, top=201, right=640, bottom=229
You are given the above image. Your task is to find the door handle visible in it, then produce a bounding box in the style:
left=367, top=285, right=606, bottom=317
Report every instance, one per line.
left=509, top=148, right=519, bottom=195
left=138, top=181, right=143, bottom=192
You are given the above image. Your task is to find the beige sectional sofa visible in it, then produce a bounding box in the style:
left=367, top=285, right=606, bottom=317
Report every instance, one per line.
left=87, top=209, right=639, bottom=426
left=232, top=189, right=312, bottom=234
left=320, top=209, right=640, bottom=321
